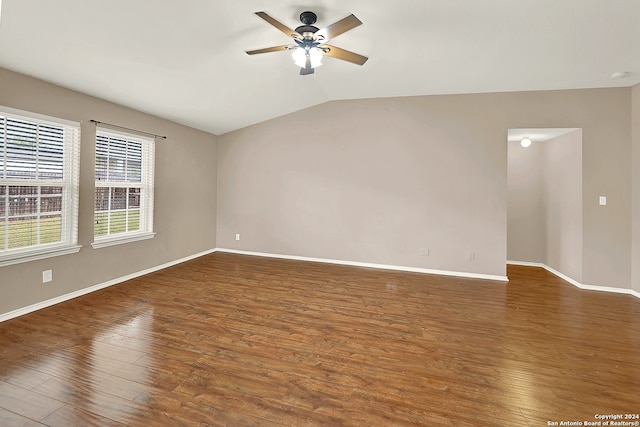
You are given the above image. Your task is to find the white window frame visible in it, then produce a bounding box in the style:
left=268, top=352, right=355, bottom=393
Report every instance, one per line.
left=92, top=128, right=155, bottom=249
left=0, top=106, right=81, bottom=267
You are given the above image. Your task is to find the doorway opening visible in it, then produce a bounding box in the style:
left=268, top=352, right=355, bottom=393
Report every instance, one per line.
left=507, top=128, right=583, bottom=283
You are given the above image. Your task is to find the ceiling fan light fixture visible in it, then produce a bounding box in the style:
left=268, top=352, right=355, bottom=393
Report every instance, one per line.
left=309, top=47, right=323, bottom=68
left=291, top=46, right=323, bottom=69
left=292, top=48, right=306, bottom=68
left=520, top=137, right=532, bottom=148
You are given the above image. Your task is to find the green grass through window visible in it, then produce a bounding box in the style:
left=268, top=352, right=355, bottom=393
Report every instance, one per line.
left=1, top=209, right=142, bottom=250
left=94, top=210, right=140, bottom=237
left=1, top=216, right=62, bottom=249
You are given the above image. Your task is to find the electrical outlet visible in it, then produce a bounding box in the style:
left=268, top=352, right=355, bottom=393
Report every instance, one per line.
left=235, top=233, right=240, bottom=241
left=469, top=251, right=475, bottom=261
left=42, top=270, right=52, bottom=283
left=420, top=248, right=429, bottom=256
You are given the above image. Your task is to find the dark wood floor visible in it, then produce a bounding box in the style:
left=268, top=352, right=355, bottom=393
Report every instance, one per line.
left=1, top=252, right=639, bottom=426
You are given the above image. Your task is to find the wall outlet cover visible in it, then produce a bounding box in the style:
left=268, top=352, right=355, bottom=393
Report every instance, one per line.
left=42, top=270, right=53, bottom=283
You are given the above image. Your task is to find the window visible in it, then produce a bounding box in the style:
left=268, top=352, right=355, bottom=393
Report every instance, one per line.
left=0, top=107, right=81, bottom=267
left=92, top=128, right=155, bottom=248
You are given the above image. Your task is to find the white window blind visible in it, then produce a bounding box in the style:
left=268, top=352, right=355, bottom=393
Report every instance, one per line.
left=0, top=106, right=81, bottom=267
left=93, top=128, right=155, bottom=248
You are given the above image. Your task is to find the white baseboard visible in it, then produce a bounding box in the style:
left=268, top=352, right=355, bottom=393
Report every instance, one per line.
left=506, top=260, right=545, bottom=268
left=216, top=248, right=509, bottom=282
left=6, top=252, right=634, bottom=323
left=507, top=260, right=640, bottom=299
left=0, top=249, right=217, bottom=323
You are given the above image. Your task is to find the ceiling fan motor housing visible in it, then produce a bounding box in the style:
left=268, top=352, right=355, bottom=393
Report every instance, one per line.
left=296, top=11, right=320, bottom=37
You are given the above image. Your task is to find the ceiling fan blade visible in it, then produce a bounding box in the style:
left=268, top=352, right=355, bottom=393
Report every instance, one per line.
left=246, top=45, right=292, bottom=55
left=300, top=55, right=314, bottom=75
left=255, top=11, right=300, bottom=38
left=321, top=45, right=368, bottom=66
left=316, top=14, right=362, bottom=41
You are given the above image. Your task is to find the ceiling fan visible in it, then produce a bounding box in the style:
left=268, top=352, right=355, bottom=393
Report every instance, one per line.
left=246, top=11, right=368, bottom=75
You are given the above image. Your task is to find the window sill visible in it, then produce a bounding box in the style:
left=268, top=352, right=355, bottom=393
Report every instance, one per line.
left=0, top=244, right=82, bottom=268
left=92, top=232, right=156, bottom=249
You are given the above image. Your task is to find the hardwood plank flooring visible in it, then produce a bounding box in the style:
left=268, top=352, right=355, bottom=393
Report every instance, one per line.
left=1, top=252, right=639, bottom=426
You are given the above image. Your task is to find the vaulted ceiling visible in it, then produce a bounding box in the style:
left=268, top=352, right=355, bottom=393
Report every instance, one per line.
left=0, top=0, right=638, bottom=135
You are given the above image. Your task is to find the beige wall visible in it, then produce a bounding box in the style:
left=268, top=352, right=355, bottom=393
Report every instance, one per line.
left=218, top=95, right=508, bottom=276
left=633, top=83, right=640, bottom=293
left=218, top=88, right=632, bottom=287
left=543, top=130, right=583, bottom=281
left=1, top=69, right=635, bottom=319
left=0, top=68, right=218, bottom=316
left=507, top=140, right=545, bottom=263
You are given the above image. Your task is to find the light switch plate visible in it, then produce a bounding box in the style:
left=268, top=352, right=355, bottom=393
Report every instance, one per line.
left=599, top=196, right=607, bottom=206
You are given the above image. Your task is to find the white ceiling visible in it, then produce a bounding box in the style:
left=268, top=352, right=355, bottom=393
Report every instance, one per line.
left=0, top=0, right=639, bottom=135
left=508, top=128, right=579, bottom=143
